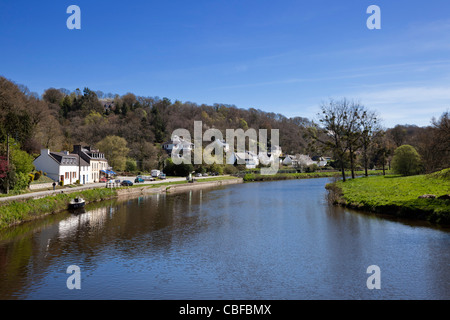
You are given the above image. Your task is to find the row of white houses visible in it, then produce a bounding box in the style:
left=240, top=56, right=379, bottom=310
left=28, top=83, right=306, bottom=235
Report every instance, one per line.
left=282, top=154, right=329, bottom=168
left=33, top=145, right=110, bottom=185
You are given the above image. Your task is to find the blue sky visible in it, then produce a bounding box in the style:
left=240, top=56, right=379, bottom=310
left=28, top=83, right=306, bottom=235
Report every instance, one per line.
left=1, top=0, right=450, bottom=128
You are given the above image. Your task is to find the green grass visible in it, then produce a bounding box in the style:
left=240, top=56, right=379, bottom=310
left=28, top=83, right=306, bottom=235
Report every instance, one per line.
left=30, top=175, right=54, bottom=185
left=0, top=188, right=117, bottom=229
left=328, top=169, right=450, bottom=224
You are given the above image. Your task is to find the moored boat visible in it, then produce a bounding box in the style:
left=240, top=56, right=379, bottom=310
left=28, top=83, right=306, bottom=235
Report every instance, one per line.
left=69, top=197, right=86, bottom=210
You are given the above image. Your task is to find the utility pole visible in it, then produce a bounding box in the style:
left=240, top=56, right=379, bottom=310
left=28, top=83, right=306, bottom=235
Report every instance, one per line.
left=78, top=153, right=81, bottom=185
left=6, top=133, right=9, bottom=194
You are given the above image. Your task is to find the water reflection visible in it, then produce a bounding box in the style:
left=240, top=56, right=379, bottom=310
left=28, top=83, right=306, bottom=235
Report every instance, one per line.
left=0, top=178, right=449, bottom=300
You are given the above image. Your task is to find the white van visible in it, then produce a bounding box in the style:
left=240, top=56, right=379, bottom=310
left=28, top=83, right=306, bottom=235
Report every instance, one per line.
left=151, top=170, right=160, bottom=177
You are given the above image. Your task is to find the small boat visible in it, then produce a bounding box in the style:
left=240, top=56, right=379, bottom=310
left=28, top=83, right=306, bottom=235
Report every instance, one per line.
left=69, top=197, right=86, bottom=210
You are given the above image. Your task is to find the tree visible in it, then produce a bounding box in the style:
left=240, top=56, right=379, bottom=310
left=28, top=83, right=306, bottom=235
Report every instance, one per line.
left=389, top=125, right=407, bottom=147
left=96, top=136, right=130, bottom=172
left=431, top=111, right=450, bottom=170
left=11, top=146, right=35, bottom=175
left=342, top=101, right=364, bottom=179
left=391, top=145, right=423, bottom=176
left=310, top=99, right=353, bottom=182
left=125, top=158, right=137, bottom=172
left=359, top=109, right=379, bottom=176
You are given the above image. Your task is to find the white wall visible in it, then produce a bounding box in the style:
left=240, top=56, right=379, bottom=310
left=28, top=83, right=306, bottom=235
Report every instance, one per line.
left=33, top=150, right=59, bottom=182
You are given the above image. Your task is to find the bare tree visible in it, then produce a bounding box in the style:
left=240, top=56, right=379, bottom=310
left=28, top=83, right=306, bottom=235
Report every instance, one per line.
left=359, top=109, right=379, bottom=176
left=310, top=99, right=352, bottom=182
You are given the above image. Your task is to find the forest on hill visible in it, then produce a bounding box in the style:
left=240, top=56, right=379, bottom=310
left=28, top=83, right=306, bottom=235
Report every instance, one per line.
left=1, top=75, right=449, bottom=192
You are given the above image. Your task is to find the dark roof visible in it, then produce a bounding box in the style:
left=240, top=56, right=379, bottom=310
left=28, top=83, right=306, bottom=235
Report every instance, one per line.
left=49, top=152, right=89, bottom=166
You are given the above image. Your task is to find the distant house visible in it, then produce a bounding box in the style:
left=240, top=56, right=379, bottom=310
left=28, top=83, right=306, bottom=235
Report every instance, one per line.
left=282, top=155, right=297, bottom=167
left=257, top=145, right=280, bottom=163
left=316, top=157, right=328, bottom=167
left=283, top=154, right=318, bottom=168
left=227, top=151, right=259, bottom=169
left=212, top=139, right=230, bottom=153
left=72, top=145, right=109, bottom=183
left=162, top=135, right=194, bottom=155
left=33, top=149, right=91, bottom=185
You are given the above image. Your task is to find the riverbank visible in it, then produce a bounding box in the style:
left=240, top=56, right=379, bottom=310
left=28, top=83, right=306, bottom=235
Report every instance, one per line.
left=242, top=169, right=387, bottom=182
left=326, top=169, right=450, bottom=224
left=0, top=176, right=243, bottom=229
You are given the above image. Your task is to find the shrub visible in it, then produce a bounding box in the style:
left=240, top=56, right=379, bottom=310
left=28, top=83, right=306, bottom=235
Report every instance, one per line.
left=224, top=165, right=238, bottom=174
left=14, top=173, right=31, bottom=191
left=125, top=159, right=137, bottom=172
left=392, top=145, right=423, bottom=176
left=34, top=171, right=41, bottom=181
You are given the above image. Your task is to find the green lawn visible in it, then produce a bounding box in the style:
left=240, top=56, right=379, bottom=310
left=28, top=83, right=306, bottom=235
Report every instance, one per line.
left=329, top=169, right=450, bottom=223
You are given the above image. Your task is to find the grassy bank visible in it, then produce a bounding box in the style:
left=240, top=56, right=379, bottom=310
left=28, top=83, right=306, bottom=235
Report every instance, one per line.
left=326, top=169, right=450, bottom=224
left=0, top=176, right=240, bottom=229
left=243, top=170, right=387, bottom=182
left=0, top=188, right=117, bottom=229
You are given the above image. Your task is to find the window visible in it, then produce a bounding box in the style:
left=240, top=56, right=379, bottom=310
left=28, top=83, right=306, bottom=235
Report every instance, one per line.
left=65, top=172, right=69, bottom=179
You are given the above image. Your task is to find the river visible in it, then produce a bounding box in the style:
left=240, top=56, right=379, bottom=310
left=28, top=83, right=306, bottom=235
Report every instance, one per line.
left=0, top=178, right=449, bottom=300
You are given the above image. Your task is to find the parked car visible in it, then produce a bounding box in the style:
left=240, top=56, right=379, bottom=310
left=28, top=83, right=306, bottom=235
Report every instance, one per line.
left=100, top=177, right=108, bottom=182
left=202, top=173, right=208, bottom=176
left=159, top=173, right=166, bottom=180
left=195, top=173, right=202, bottom=177
left=135, top=177, right=144, bottom=183
left=121, top=180, right=134, bottom=186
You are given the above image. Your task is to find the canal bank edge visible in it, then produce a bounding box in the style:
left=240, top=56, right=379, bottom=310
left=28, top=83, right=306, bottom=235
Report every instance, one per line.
left=325, top=172, right=450, bottom=225
left=115, top=177, right=243, bottom=197
left=0, top=178, right=243, bottom=229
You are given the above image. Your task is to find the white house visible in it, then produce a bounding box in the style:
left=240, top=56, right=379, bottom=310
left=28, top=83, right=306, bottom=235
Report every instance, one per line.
left=282, top=154, right=318, bottom=168
left=316, top=157, right=328, bottom=167
left=282, top=155, right=297, bottom=167
left=227, top=151, right=259, bottom=169
left=162, top=135, right=194, bottom=155
left=212, top=139, right=230, bottom=153
left=73, top=145, right=109, bottom=183
left=33, top=149, right=91, bottom=185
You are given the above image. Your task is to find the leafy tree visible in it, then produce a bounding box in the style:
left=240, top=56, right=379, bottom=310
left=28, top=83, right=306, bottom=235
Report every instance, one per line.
left=125, top=158, right=137, bottom=172
left=11, top=147, right=35, bottom=174
left=391, top=145, right=423, bottom=176
left=164, top=157, right=194, bottom=176
left=96, top=135, right=130, bottom=171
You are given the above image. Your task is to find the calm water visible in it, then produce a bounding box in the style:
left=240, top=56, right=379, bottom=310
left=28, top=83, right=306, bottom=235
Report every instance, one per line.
left=0, top=178, right=449, bottom=300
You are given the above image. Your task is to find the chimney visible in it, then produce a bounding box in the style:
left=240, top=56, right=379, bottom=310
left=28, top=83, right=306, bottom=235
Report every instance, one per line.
left=73, top=145, right=82, bottom=154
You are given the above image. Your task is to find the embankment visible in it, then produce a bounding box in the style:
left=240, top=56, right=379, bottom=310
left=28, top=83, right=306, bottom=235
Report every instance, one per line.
left=116, top=177, right=243, bottom=197
left=0, top=177, right=243, bottom=229
left=326, top=170, right=450, bottom=225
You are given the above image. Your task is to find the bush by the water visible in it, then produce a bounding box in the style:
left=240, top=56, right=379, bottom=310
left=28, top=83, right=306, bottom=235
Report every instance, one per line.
left=391, top=145, right=423, bottom=176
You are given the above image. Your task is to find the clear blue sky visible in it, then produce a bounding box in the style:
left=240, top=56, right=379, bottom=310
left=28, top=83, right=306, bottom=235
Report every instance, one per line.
left=1, top=0, right=450, bottom=128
